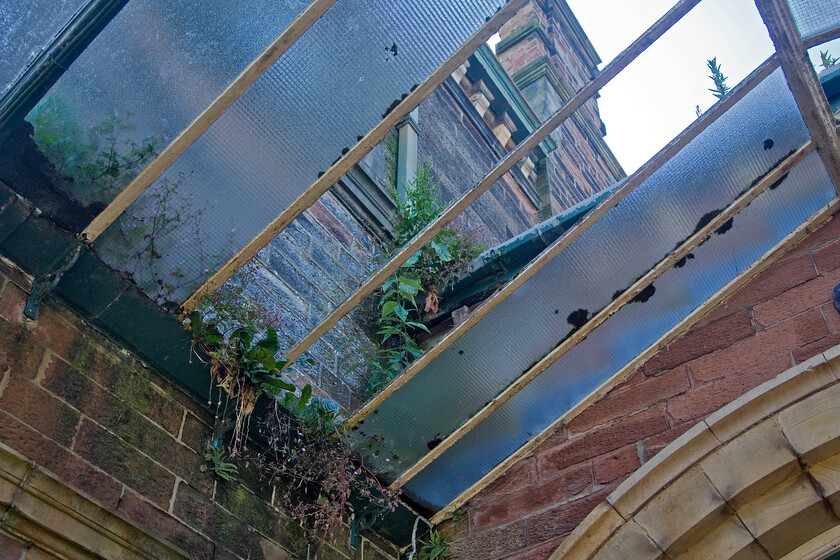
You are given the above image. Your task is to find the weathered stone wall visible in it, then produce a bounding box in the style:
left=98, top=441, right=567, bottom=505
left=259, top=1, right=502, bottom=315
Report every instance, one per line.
left=443, top=211, right=840, bottom=559
left=249, top=79, right=550, bottom=413
left=416, top=85, right=539, bottom=243
left=497, top=0, right=624, bottom=212
left=255, top=190, right=384, bottom=413
left=0, top=259, right=400, bottom=560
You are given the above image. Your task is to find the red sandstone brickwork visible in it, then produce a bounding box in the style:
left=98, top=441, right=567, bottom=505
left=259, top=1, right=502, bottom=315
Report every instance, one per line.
left=0, top=261, right=396, bottom=560
left=496, top=0, right=620, bottom=212
left=446, top=213, right=840, bottom=559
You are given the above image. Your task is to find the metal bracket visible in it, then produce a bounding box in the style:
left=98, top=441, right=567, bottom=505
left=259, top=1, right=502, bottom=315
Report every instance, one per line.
left=349, top=501, right=386, bottom=549
left=24, top=244, right=81, bottom=320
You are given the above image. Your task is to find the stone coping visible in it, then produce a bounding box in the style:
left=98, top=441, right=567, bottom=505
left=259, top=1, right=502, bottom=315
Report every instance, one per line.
left=0, top=440, right=186, bottom=559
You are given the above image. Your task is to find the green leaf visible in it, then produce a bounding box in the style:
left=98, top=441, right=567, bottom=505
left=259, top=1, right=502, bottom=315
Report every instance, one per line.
left=232, top=328, right=254, bottom=350
left=299, top=384, right=312, bottom=407
left=430, top=239, right=452, bottom=261
left=378, top=325, right=400, bottom=343
left=394, top=305, right=408, bottom=321
left=255, top=329, right=279, bottom=352
left=405, top=321, right=430, bottom=333
left=381, top=300, right=399, bottom=317
left=188, top=311, right=203, bottom=334
left=405, top=250, right=422, bottom=266
left=399, top=276, right=423, bottom=291
left=203, top=328, right=223, bottom=346
left=266, top=378, right=296, bottom=392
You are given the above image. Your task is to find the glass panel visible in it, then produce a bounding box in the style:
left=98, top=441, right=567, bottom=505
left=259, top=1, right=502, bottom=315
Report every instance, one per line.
left=405, top=150, right=834, bottom=510
left=787, top=0, right=840, bottom=37
left=93, top=0, right=507, bottom=307
left=342, top=68, right=815, bottom=494
left=24, top=0, right=312, bottom=207
left=0, top=0, right=87, bottom=94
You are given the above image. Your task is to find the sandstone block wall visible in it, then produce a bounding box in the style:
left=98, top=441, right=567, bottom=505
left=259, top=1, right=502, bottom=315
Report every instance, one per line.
left=0, top=259, right=399, bottom=560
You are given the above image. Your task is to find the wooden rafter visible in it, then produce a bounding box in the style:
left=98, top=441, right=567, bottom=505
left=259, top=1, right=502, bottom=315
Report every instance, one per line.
left=803, top=22, right=840, bottom=48
left=81, top=0, right=338, bottom=242
left=432, top=182, right=840, bottom=524
left=279, top=0, right=703, bottom=378
left=342, top=51, right=775, bottom=434
left=390, top=87, right=805, bottom=492
left=755, top=0, right=840, bottom=194
left=178, top=0, right=536, bottom=314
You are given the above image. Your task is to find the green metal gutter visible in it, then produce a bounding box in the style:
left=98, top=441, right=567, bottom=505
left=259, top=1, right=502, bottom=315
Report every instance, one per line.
left=434, top=181, right=618, bottom=318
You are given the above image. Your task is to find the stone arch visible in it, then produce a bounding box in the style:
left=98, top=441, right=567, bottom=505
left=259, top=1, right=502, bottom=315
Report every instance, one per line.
left=550, top=346, right=840, bottom=560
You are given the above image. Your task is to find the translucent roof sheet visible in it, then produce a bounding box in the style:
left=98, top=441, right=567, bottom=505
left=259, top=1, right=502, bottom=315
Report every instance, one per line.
left=788, top=0, right=840, bottom=37
left=342, top=68, right=837, bottom=509
left=25, top=0, right=312, bottom=202
left=0, top=0, right=87, bottom=94
left=407, top=151, right=834, bottom=510
left=92, top=0, right=506, bottom=306
left=8, top=0, right=839, bottom=522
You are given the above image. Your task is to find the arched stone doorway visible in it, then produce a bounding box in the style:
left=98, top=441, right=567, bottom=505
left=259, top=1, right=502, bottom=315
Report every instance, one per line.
left=550, top=346, right=840, bottom=560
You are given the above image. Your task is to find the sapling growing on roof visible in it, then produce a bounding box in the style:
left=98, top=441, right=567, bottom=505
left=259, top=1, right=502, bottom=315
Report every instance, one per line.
left=707, top=57, right=730, bottom=100
left=820, top=50, right=838, bottom=71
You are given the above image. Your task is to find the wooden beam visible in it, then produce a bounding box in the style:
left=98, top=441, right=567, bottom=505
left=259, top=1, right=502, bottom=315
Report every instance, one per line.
left=803, top=23, right=840, bottom=49
left=274, top=0, right=703, bottom=371
left=342, top=54, right=778, bottom=433
left=178, top=0, right=537, bottom=315
left=755, top=0, right=840, bottom=194
left=81, top=0, right=338, bottom=242
left=390, top=137, right=815, bottom=491
left=431, top=192, right=840, bottom=524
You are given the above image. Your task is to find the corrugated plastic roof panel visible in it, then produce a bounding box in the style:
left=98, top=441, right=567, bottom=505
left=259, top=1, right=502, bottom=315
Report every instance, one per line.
left=787, top=0, right=840, bottom=37
left=0, top=0, right=87, bottom=94
left=24, top=0, right=312, bottom=203
left=405, top=151, right=834, bottom=510
left=92, top=0, right=506, bottom=306
left=343, top=67, right=836, bottom=510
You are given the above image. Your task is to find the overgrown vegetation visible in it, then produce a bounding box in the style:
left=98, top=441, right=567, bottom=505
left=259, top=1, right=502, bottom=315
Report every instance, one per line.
left=366, top=165, right=486, bottom=393
left=259, top=398, right=397, bottom=557
left=415, top=529, right=452, bottom=560
left=189, top=300, right=398, bottom=558
left=29, top=96, right=167, bottom=206
left=28, top=98, right=218, bottom=308
left=110, top=172, right=222, bottom=309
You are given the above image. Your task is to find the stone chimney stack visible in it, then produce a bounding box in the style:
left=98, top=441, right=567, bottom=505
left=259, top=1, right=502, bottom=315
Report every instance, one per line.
left=496, top=0, right=603, bottom=127
left=495, top=0, right=624, bottom=210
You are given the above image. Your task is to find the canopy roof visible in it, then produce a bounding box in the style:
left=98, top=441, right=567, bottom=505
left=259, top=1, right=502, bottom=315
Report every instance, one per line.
left=1, top=0, right=840, bottom=532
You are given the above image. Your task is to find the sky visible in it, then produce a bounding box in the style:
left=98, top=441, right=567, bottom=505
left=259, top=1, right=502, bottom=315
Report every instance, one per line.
left=545, top=0, right=840, bottom=173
